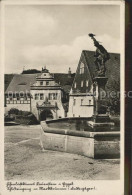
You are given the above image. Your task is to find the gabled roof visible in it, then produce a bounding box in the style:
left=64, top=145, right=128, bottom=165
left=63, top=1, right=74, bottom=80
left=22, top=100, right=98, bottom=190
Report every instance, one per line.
left=5, top=73, right=75, bottom=94
left=5, top=74, right=38, bottom=94
left=82, top=50, right=120, bottom=80
left=71, top=50, right=120, bottom=94
left=5, top=50, right=120, bottom=95
left=4, top=74, right=14, bottom=91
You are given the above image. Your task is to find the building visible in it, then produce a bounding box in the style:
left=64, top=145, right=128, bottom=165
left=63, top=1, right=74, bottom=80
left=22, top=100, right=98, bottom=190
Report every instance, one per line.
left=5, top=68, right=74, bottom=120
left=68, top=50, right=120, bottom=117
left=5, top=50, right=120, bottom=120
left=30, top=68, right=65, bottom=120
left=5, top=74, right=35, bottom=113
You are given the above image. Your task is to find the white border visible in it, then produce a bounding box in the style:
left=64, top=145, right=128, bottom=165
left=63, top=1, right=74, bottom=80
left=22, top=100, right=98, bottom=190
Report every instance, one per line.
left=0, top=1, right=125, bottom=195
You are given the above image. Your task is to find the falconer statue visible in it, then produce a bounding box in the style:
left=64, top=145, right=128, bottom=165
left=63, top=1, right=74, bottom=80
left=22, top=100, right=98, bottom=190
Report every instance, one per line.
left=89, top=33, right=110, bottom=77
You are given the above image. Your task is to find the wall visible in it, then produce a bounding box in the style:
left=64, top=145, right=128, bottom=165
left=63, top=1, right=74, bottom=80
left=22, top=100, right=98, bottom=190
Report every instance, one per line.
left=5, top=104, right=30, bottom=114
left=40, top=128, right=120, bottom=159
left=68, top=95, right=94, bottom=117
left=41, top=132, right=94, bottom=158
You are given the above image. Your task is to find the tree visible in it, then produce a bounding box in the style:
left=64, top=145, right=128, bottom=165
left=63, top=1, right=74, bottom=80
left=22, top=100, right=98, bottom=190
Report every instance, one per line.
left=22, top=69, right=41, bottom=74
left=106, top=78, right=120, bottom=115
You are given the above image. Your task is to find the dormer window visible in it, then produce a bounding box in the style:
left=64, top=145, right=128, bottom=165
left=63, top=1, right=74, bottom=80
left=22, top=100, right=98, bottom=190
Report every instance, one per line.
left=80, top=62, right=84, bottom=74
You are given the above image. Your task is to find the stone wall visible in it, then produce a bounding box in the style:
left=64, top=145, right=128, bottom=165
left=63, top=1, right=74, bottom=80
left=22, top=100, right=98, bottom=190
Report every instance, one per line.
left=40, top=121, right=120, bottom=159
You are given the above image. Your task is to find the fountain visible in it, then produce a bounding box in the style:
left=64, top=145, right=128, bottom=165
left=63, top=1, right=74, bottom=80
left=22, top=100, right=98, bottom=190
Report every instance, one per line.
left=40, top=34, right=120, bottom=159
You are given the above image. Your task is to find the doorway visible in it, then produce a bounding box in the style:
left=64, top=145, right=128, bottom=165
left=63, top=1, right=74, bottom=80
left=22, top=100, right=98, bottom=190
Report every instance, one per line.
left=39, top=109, right=53, bottom=121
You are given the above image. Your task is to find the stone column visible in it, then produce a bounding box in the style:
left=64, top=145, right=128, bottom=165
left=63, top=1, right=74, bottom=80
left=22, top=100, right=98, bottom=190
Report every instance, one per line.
left=93, top=76, right=110, bottom=123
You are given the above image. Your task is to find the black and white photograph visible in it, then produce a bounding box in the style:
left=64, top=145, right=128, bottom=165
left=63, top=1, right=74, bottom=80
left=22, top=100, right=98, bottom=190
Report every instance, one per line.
left=1, top=0, right=125, bottom=194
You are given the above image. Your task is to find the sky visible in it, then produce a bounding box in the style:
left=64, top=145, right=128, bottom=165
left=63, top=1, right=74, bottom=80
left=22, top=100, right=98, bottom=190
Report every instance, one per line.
left=4, top=4, right=120, bottom=74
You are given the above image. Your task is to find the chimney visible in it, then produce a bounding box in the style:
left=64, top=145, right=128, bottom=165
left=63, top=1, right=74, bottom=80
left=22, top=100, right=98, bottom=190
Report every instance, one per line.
left=68, top=67, right=71, bottom=78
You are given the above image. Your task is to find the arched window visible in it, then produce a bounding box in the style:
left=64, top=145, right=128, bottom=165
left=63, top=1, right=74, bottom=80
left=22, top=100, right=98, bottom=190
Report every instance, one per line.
left=80, top=62, right=84, bottom=74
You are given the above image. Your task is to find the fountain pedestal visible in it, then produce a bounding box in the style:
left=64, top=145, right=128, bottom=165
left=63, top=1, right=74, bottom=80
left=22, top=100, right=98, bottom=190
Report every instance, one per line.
left=88, top=77, right=114, bottom=129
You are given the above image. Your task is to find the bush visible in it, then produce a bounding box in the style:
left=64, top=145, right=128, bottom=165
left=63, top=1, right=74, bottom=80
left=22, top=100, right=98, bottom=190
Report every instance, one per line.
left=4, top=115, right=14, bottom=122
left=21, top=111, right=32, bottom=116
left=8, top=108, right=39, bottom=125
left=8, top=108, right=19, bottom=115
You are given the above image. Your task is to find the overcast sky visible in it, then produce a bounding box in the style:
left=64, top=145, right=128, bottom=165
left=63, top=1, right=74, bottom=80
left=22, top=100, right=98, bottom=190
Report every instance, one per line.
left=4, top=4, right=120, bottom=74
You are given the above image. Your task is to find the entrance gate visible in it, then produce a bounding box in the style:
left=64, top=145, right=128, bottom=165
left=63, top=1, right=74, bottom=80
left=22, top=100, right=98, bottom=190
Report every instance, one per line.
left=37, top=101, right=58, bottom=121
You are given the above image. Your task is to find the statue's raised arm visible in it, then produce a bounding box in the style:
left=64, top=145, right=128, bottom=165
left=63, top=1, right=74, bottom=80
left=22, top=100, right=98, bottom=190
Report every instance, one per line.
left=88, top=33, right=110, bottom=77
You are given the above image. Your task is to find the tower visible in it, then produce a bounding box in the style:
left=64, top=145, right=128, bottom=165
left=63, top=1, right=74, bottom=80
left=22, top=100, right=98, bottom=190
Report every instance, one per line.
left=68, top=67, right=71, bottom=78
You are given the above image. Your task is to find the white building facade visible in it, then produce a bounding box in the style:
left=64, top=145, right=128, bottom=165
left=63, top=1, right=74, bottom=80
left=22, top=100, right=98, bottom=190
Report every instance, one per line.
left=30, top=68, right=65, bottom=120
left=68, top=50, right=95, bottom=118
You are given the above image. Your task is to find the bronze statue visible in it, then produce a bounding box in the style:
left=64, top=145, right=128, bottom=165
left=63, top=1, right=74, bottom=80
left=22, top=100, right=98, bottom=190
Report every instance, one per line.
left=89, top=33, right=110, bottom=76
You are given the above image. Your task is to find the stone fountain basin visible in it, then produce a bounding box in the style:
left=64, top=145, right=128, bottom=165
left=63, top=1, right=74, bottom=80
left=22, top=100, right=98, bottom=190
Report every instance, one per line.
left=40, top=118, right=120, bottom=159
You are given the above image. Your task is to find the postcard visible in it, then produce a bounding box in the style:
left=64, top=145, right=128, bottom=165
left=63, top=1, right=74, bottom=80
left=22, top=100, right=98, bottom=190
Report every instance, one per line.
left=0, top=0, right=125, bottom=194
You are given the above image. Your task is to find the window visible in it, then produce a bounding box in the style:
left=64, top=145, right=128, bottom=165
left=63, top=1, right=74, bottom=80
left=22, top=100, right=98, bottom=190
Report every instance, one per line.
left=53, top=93, right=56, bottom=100
left=89, top=100, right=91, bottom=105
left=40, top=81, right=43, bottom=85
left=18, top=82, right=27, bottom=85
left=53, top=93, right=58, bottom=100
left=55, top=93, right=58, bottom=100
left=80, top=62, right=84, bottom=74
left=86, top=80, right=89, bottom=87
left=9, top=93, right=13, bottom=100
left=73, top=99, right=76, bottom=106
left=49, top=93, right=52, bottom=100
left=81, top=99, right=83, bottom=105
left=74, top=82, right=76, bottom=88
left=35, top=94, right=39, bottom=100
left=46, top=81, right=49, bottom=85
left=81, top=81, right=83, bottom=87
left=40, top=93, right=44, bottom=100
left=90, top=85, right=93, bottom=92
left=20, top=93, right=24, bottom=98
